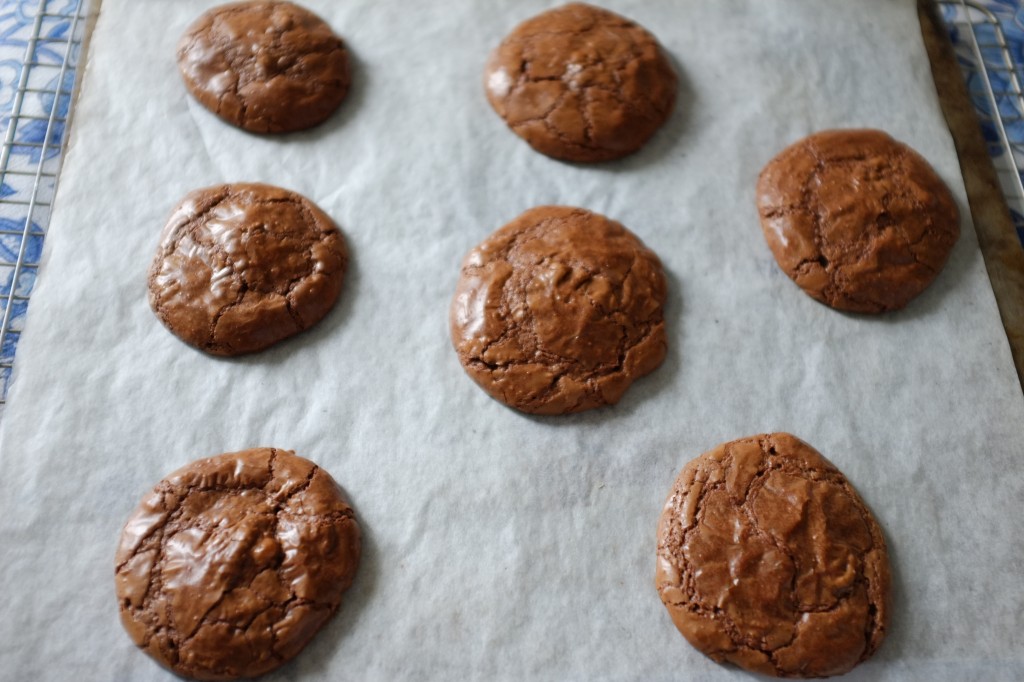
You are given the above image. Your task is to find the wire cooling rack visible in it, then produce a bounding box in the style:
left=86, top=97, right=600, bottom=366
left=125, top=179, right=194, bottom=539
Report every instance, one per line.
left=939, top=0, right=1024, bottom=244
left=0, top=0, right=89, bottom=414
left=0, top=0, right=1023, bottom=415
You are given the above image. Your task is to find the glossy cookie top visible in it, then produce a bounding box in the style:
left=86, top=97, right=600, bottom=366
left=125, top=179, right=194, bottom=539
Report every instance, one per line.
left=451, top=205, right=667, bottom=415
left=115, top=447, right=361, bottom=680
left=178, top=1, right=350, bottom=133
left=656, top=433, right=891, bottom=678
left=757, top=129, right=960, bottom=313
left=484, top=2, right=677, bottom=163
left=148, top=183, right=346, bottom=356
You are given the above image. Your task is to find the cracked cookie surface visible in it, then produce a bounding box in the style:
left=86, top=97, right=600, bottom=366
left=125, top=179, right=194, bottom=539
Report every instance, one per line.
left=656, top=433, right=891, bottom=678
left=115, top=447, right=361, bottom=681
left=148, top=183, right=346, bottom=356
left=450, top=206, right=667, bottom=415
left=178, top=1, right=350, bottom=134
left=484, top=2, right=677, bottom=163
left=757, top=129, right=960, bottom=313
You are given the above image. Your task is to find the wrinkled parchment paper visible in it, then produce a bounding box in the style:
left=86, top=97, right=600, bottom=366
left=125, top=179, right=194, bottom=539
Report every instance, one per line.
left=2, top=1, right=1023, bottom=679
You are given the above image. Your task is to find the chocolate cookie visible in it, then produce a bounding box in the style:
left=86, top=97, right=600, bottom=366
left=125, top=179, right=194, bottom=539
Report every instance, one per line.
left=450, top=206, right=667, bottom=415
left=148, top=183, right=346, bottom=356
left=757, top=129, right=960, bottom=313
left=178, top=1, right=350, bottom=134
left=115, top=448, right=361, bottom=680
left=484, top=3, right=677, bottom=163
left=656, top=433, right=890, bottom=678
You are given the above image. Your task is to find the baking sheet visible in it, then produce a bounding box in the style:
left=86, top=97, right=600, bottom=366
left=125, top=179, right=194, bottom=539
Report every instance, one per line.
left=2, top=0, right=1023, bottom=679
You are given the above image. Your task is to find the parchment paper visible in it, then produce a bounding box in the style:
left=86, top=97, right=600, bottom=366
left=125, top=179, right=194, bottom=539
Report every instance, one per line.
left=2, top=0, right=1023, bottom=679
